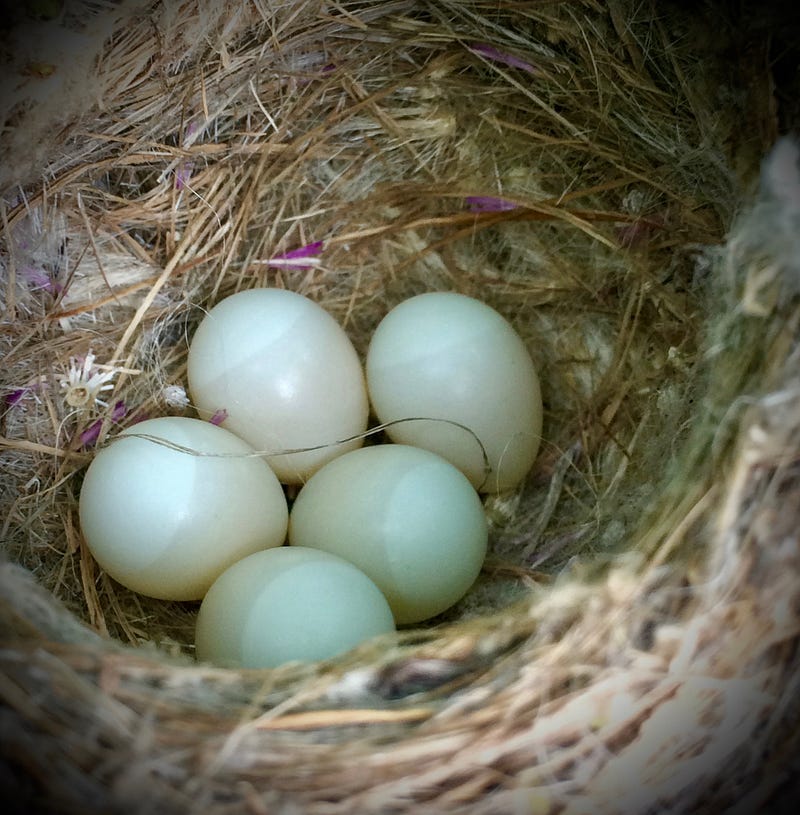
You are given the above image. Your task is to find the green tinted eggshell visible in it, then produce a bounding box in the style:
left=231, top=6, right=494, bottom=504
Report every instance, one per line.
left=195, top=546, right=395, bottom=668
left=187, top=288, right=369, bottom=484
left=366, top=292, right=543, bottom=492
left=288, top=444, right=488, bottom=624
left=78, top=417, right=288, bottom=600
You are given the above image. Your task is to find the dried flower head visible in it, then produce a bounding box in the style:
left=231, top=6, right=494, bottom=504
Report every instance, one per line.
left=162, top=384, right=190, bottom=409
left=60, top=351, right=116, bottom=409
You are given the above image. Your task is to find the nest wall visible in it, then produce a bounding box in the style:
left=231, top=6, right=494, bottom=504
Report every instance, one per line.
left=1, top=1, right=799, bottom=813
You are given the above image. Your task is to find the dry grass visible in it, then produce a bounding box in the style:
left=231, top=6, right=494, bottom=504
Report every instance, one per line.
left=1, top=1, right=798, bottom=813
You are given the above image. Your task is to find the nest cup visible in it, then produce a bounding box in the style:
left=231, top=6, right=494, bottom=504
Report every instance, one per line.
left=1, top=2, right=799, bottom=812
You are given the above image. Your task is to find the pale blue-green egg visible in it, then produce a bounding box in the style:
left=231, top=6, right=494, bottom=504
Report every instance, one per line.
left=79, top=416, right=288, bottom=600
left=288, top=444, right=488, bottom=624
left=366, top=292, right=543, bottom=492
left=195, top=546, right=395, bottom=668
left=187, top=288, right=368, bottom=484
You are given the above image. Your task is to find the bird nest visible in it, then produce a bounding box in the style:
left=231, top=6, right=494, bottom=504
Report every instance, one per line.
left=1, top=1, right=799, bottom=812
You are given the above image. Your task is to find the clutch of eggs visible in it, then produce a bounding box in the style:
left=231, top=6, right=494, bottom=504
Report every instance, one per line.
left=187, top=288, right=369, bottom=484
left=77, top=288, right=543, bottom=668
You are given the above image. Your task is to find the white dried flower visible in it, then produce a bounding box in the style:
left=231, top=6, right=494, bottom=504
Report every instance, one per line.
left=60, top=351, right=116, bottom=409
left=162, top=384, right=190, bottom=409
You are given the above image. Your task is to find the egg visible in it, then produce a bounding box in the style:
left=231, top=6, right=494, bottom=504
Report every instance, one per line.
left=187, top=288, right=369, bottom=484
left=366, top=292, right=543, bottom=492
left=195, top=546, right=395, bottom=668
left=288, top=444, right=488, bottom=624
left=78, top=417, right=288, bottom=600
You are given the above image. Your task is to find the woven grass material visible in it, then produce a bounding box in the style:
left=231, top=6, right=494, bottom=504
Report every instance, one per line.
left=1, top=1, right=798, bottom=812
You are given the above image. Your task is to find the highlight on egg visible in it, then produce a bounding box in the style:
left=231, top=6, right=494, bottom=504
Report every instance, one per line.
left=187, top=288, right=369, bottom=484
left=288, top=444, right=488, bottom=624
left=78, top=416, right=288, bottom=601
left=365, top=291, right=543, bottom=492
left=195, top=546, right=396, bottom=669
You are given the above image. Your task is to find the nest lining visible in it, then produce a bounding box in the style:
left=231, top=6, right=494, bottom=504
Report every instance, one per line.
left=1, top=1, right=799, bottom=813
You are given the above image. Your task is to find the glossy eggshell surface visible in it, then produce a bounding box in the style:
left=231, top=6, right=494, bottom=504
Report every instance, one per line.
left=78, top=417, right=288, bottom=600
left=288, top=444, right=488, bottom=624
left=187, top=288, right=369, bottom=483
left=366, top=292, right=543, bottom=492
left=195, top=546, right=395, bottom=668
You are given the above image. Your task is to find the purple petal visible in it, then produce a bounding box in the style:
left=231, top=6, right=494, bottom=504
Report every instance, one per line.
left=468, top=43, right=536, bottom=74
left=20, top=265, right=61, bottom=293
left=272, top=240, right=324, bottom=260
left=209, top=408, right=229, bottom=426
left=5, top=388, right=29, bottom=407
left=466, top=195, right=519, bottom=213
left=20, top=265, right=49, bottom=286
left=175, top=161, right=193, bottom=190
left=80, top=419, right=103, bottom=447
left=79, top=402, right=129, bottom=447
